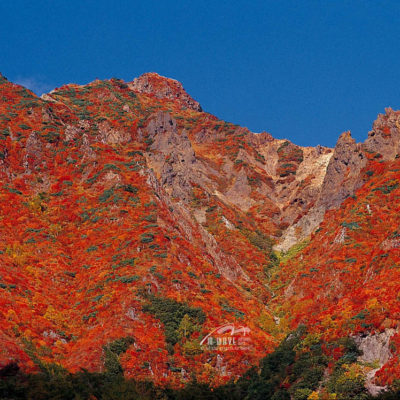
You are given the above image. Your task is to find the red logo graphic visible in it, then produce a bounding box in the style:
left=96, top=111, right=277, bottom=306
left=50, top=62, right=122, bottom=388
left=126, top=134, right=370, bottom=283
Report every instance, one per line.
left=200, top=323, right=252, bottom=351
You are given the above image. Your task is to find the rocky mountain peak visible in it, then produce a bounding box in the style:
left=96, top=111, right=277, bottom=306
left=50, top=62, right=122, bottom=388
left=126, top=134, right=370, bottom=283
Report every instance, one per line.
left=318, top=130, right=366, bottom=210
left=336, top=130, right=354, bottom=144
left=129, top=72, right=202, bottom=112
left=364, top=107, right=400, bottom=160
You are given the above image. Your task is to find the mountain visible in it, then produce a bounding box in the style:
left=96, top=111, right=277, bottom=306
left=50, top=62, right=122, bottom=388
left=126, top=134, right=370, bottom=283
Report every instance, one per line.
left=0, top=71, right=400, bottom=397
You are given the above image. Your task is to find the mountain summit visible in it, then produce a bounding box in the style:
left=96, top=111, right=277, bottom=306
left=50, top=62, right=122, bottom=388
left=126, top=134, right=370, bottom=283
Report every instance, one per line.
left=129, top=72, right=202, bottom=111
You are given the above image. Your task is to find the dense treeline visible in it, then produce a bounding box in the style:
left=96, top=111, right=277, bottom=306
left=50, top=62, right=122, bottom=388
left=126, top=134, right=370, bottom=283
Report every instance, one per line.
left=2, top=328, right=400, bottom=400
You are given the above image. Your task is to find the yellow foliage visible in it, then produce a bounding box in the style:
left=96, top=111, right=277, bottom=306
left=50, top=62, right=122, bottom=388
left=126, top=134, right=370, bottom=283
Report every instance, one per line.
left=257, top=310, right=276, bottom=333
left=5, top=243, right=28, bottom=266
left=27, top=196, right=43, bottom=213
left=366, top=297, right=380, bottom=311
left=6, top=309, right=18, bottom=322
left=343, top=362, right=364, bottom=378
left=300, top=332, right=323, bottom=350
left=49, top=223, right=63, bottom=237
left=203, top=362, right=214, bottom=377
left=54, top=340, right=65, bottom=349
left=25, top=265, right=40, bottom=278
left=321, top=315, right=336, bottom=330
left=278, top=238, right=310, bottom=264
left=182, top=339, right=202, bottom=356
left=44, top=305, right=65, bottom=325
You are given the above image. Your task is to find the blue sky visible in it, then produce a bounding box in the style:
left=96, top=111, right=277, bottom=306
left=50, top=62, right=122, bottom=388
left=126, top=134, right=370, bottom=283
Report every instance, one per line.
left=1, top=1, right=400, bottom=147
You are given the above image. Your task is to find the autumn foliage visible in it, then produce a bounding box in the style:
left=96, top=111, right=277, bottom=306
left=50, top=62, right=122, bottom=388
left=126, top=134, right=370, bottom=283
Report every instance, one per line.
left=1, top=71, right=400, bottom=394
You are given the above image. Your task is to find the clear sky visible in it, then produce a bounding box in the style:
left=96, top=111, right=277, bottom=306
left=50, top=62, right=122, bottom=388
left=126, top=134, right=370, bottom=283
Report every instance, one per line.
left=2, top=1, right=400, bottom=147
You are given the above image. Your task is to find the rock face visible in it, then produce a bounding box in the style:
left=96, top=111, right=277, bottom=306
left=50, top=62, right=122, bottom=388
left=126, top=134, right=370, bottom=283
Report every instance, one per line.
left=139, top=103, right=375, bottom=252
left=129, top=90, right=400, bottom=254
left=354, top=330, right=396, bottom=396
left=318, top=131, right=366, bottom=210
left=145, top=168, right=247, bottom=282
left=141, top=107, right=338, bottom=249
left=276, top=131, right=367, bottom=250
left=285, top=110, right=400, bottom=249
left=129, top=72, right=202, bottom=112
left=144, top=111, right=214, bottom=201
left=355, top=330, right=394, bottom=366
left=364, top=108, right=400, bottom=160
left=24, top=131, right=43, bottom=171
left=97, top=120, right=130, bottom=144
